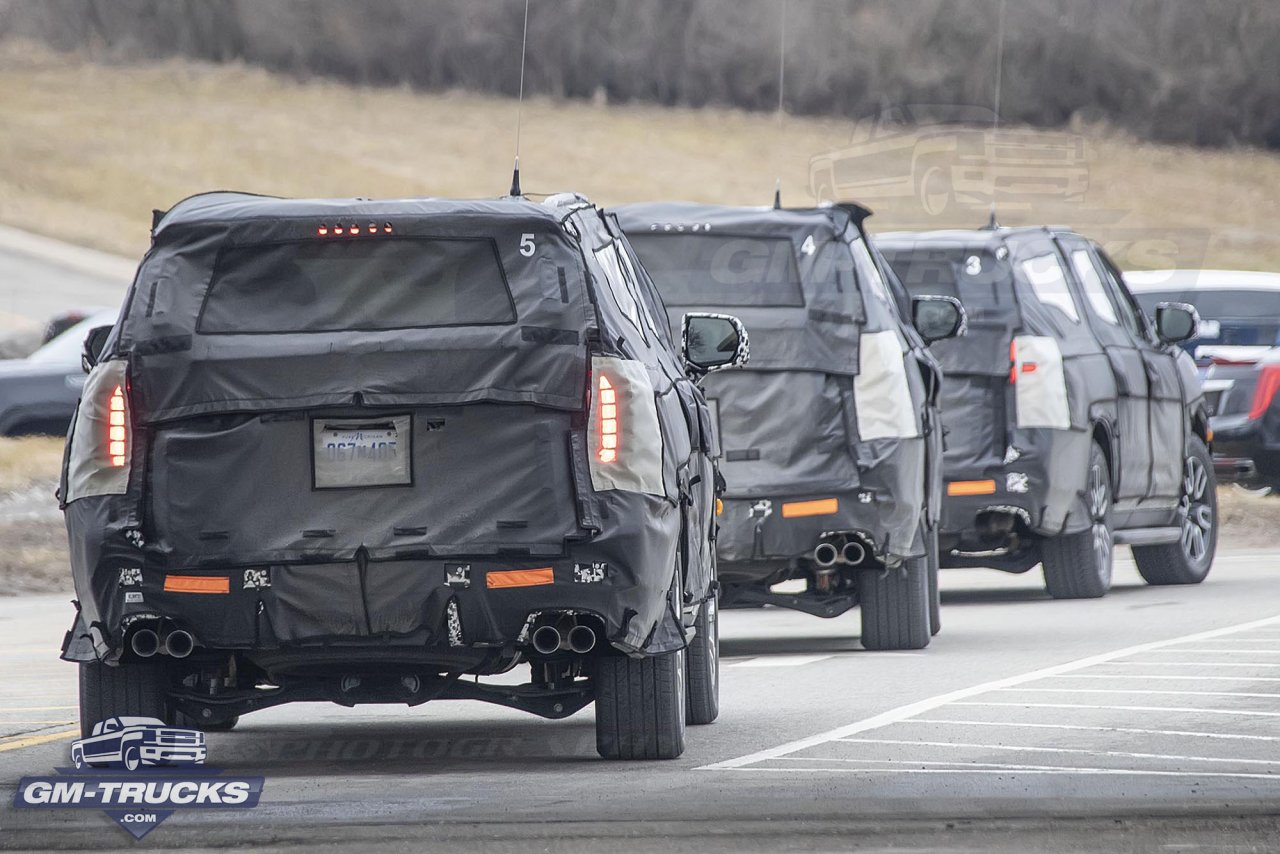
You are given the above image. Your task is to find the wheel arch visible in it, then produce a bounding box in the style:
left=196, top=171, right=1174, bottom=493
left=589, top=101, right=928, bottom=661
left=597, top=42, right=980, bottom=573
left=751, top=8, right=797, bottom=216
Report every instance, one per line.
left=1090, top=418, right=1118, bottom=489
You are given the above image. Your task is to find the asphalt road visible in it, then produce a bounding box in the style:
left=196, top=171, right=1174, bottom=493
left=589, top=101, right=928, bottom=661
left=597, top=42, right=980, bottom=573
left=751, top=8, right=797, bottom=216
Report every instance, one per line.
left=0, top=229, right=131, bottom=335
left=1, top=552, right=1279, bottom=851
left=2, top=238, right=1279, bottom=849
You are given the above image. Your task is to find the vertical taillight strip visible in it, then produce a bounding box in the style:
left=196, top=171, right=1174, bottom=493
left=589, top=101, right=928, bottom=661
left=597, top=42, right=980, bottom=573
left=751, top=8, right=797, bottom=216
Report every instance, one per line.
left=108, top=385, right=127, bottom=467
left=598, top=375, right=618, bottom=463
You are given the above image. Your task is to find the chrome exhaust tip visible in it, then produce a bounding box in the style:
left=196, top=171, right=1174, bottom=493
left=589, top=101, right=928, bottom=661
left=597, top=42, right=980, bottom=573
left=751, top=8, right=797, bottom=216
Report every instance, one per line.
left=813, top=542, right=839, bottom=567
left=566, top=624, right=597, bottom=654
left=130, top=628, right=160, bottom=658
left=531, top=625, right=563, bottom=655
left=841, top=539, right=867, bottom=566
left=162, top=629, right=195, bottom=659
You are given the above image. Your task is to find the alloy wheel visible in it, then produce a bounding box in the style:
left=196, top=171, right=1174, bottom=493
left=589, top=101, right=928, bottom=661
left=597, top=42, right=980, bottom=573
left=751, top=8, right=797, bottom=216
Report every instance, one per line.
left=1179, top=455, right=1213, bottom=562
left=1088, top=462, right=1112, bottom=583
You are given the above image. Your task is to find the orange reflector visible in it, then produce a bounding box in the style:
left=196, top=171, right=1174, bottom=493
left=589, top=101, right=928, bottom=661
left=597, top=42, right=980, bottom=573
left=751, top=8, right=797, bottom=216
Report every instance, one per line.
left=486, top=567, right=554, bottom=589
left=947, top=480, right=997, bottom=497
left=163, top=575, right=230, bottom=594
left=716, top=498, right=724, bottom=516
left=781, top=498, right=839, bottom=518
left=1207, top=428, right=1214, bottom=442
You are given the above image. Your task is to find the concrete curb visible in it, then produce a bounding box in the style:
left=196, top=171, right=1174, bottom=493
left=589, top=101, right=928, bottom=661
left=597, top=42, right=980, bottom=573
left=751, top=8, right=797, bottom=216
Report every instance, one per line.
left=0, top=225, right=135, bottom=284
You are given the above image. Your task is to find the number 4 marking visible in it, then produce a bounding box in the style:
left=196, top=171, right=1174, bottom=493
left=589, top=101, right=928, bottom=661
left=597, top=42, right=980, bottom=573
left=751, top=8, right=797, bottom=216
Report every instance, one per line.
left=520, top=233, right=536, bottom=257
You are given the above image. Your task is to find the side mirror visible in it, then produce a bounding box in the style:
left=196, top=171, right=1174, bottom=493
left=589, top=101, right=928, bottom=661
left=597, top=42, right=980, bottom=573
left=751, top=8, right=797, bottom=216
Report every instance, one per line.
left=681, top=312, right=749, bottom=377
left=81, top=325, right=113, bottom=373
left=1155, top=302, right=1199, bottom=345
left=911, top=295, right=967, bottom=343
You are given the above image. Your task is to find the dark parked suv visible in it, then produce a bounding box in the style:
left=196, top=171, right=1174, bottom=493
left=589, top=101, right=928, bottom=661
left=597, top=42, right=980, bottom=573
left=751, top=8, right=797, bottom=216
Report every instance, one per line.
left=1128, top=270, right=1280, bottom=491
left=879, top=227, right=1217, bottom=598
left=61, top=191, right=747, bottom=760
left=617, top=202, right=963, bottom=649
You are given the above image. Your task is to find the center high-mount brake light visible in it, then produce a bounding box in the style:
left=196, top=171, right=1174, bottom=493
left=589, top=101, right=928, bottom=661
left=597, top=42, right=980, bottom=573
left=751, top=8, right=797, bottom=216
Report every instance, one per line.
left=598, top=375, right=618, bottom=463
left=1249, top=364, right=1280, bottom=420
left=317, top=222, right=394, bottom=237
left=108, top=385, right=127, bottom=467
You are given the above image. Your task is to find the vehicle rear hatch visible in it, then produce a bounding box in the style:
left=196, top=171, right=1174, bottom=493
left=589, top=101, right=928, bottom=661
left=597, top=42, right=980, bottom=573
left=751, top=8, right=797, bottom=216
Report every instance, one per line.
left=624, top=208, right=863, bottom=498
left=124, top=198, right=593, bottom=567
left=881, top=244, right=1017, bottom=477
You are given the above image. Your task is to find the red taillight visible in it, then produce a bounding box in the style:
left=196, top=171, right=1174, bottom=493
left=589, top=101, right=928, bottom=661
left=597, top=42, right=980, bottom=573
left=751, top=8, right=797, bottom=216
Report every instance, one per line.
left=1249, top=365, right=1280, bottom=420
left=598, top=375, right=618, bottom=463
left=108, top=385, right=127, bottom=466
left=1008, top=340, right=1036, bottom=383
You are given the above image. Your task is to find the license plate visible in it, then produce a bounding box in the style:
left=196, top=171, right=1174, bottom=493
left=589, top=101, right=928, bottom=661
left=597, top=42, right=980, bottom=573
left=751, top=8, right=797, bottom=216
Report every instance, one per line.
left=312, top=416, right=411, bottom=488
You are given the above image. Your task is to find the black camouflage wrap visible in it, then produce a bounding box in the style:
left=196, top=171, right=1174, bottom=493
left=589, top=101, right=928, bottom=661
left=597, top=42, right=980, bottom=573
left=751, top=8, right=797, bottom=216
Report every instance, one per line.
left=61, top=192, right=719, bottom=664
left=879, top=228, right=1207, bottom=562
left=616, top=202, right=936, bottom=581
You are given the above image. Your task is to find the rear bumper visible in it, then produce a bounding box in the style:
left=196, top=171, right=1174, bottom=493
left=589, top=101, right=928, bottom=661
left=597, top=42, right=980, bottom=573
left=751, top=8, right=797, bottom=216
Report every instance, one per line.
left=938, top=429, right=1093, bottom=553
left=64, top=488, right=686, bottom=662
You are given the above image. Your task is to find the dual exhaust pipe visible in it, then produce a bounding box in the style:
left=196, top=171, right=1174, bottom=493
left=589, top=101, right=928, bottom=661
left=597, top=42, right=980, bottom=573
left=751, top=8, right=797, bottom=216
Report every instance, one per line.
left=813, top=537, right=869, bottom=568
left=129, top=627, right=195, bottom=659
left=530, top=622, right=598, bottom=655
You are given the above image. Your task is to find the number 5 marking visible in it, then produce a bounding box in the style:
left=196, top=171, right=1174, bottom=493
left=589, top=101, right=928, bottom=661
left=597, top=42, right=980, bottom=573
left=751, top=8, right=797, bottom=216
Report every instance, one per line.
left=519, top=233, right=536, bottom=257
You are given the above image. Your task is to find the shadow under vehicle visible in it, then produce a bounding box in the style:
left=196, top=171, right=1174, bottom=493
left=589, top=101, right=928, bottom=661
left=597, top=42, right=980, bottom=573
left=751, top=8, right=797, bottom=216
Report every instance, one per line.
left=879, top=227, right=1216, bottom=599
left=60, top=191, right=747, bottom=761
left=616, top=201, right=964, bottom=650
left=1127, top=269, right=1280, bottom=492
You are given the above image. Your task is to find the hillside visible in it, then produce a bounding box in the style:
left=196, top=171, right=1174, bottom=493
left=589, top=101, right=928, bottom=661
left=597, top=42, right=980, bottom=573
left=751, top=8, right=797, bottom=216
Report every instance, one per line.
left=0, top=46, right=1277, bottom=271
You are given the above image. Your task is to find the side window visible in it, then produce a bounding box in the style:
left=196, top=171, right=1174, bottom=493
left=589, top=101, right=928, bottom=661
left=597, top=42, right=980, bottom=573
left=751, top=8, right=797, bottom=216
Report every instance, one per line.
left=1094, top=249, right=1149, bottom=340
left=849, top=236, right=895, bottom=312
left=1020, top=252, right=1080, bottom=323
left=615, top=242, right=668, bottom=344
left=593, top=242, right=648, bottom=343
left=1068, top=249, right=1118, bottom=325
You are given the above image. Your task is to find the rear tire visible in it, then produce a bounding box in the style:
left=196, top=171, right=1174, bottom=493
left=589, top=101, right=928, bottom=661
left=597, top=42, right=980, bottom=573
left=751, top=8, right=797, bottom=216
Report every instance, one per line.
left=1042, top=441, right=1113, bottom=599
left=926, top=525, right=942, bottom=636
left=685, top=595, right=720, bottom=725
left=1133, top=436, right=1217, bottom=585
left=858, top=556, right=932, bottom=651
left=78, top=659, right=168, bottom=739
left=595, top=650, right=687, bottom=760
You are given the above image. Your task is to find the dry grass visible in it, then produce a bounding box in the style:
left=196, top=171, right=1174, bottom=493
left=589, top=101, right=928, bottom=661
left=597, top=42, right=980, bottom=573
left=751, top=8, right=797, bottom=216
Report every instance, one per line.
left=0, top=43, right=1277, bottom=271
left=0, top=436, right=63, bottom=493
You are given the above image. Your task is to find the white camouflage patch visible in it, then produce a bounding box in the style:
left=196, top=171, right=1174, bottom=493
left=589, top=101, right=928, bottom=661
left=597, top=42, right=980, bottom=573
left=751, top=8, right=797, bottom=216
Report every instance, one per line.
left=243, top=568, right=271, bottom=589
left=118, top=567, right=142, bottom=586
left=1006, top=472, right=1031, bottom=494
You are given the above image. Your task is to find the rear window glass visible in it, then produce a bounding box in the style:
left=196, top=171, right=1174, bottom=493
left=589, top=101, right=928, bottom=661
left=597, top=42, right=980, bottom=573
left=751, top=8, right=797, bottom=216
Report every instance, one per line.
left=198, top=237, right=516, bottom=334
left=882, top=247, right=1014, bottom=312
left=628, top=234, right=804, bottom=307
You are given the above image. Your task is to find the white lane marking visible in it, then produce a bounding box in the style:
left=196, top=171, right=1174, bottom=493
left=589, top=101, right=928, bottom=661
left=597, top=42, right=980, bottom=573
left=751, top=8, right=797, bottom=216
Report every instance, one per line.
left=1052, top=674, right=1280, bottom=683
left=1139, top=649, right=1280, bottom=655
left=832, top=737, right=1280, bottom=767
left=1100, top=661, right=1280, bottom=668
left=727, top=655, right=834, bottom=668
left=995, top=687, right=1280, bottom=699
left=904, top=718, right=1280, bottom=743
left=952, top=701, right=1280, bottom=719
left=699, top=612, right=1280, bottom=770
left=724, top=766, right=1280, bottom=779
left=765, top=757, right=1280, bottom=780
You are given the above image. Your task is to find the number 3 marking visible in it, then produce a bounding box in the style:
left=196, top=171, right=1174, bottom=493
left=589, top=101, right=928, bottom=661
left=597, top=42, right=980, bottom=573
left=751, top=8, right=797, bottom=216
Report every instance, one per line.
left=519, top=233, right=536, bottom=257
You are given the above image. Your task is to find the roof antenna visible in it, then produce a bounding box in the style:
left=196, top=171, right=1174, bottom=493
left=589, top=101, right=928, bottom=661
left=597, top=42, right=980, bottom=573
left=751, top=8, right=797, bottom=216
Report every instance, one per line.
left=987, top=0, right=1007, bottom=229
left=509, top=0, right=531, bottom=197
left=772, top=0, right=787, bottom=208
